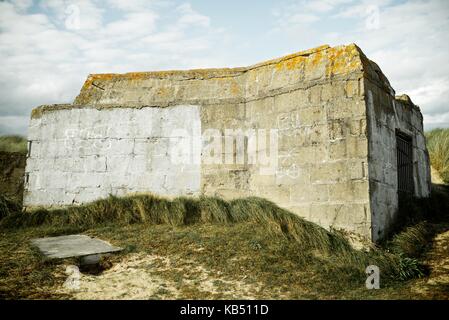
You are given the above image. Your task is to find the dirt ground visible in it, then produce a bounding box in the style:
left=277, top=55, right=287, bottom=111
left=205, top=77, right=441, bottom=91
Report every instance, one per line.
left=51, top=228, right=449, bottom=300
left=56, top=253, right=262, bottom=300
left=411, top=225, right=449, bottom=299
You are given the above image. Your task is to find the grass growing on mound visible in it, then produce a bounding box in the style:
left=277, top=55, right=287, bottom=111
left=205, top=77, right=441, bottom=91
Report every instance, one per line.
left=0, top=194, right=427, bottom=283
left=3, top=188, right=449, bottom=298
left=426, top=128, right=449, bottom=183
left=2, top=195, right=343, bottom=250
left=0, top=135, right=27, bottom=153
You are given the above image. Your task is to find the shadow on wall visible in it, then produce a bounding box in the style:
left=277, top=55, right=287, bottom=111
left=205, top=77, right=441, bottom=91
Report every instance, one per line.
left=390, top=183, right=449, bottom=238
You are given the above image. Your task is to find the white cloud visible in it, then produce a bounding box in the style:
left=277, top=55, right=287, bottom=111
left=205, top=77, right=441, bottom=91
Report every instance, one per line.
left=407, top=79, right=449, bottom=111
left=176, top=3, right=210, bottom=27
left=0, top=116, right=29, bottom=135
left=289, top=13, right=320, bottom=24
left=2, top=0, right=449, bottom=135
left=11, top=0, right=33, bottom=11
left=100, top=11, right=158, bottom=39
left=105, top=0, right=167, bottom=12
left=39, top=0, right=104, bottom=30
left=0, top=0, right=227, bottom=134
left=304, top=0, right=354, bottom=13
left=424, top=112, right=449, bottom=130
left=272, top=0, right=449, bottom=129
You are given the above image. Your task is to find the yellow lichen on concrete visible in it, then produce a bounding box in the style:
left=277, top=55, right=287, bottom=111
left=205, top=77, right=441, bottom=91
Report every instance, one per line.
left=230, top=80, right=241, bottom=95
left=31, top=104, right=73, bottom=119
left=325, top=44, right=363, bottom=77
left=71, top=44, right=367, bottom=107
left=156, top=86, right=172, bottom=98
left=88, top=68, right=244, bottom=82
left=310, top=50, right=323, bottom=66
left=81, top=44, right=335, bottom=90
left=275, top=55, right=306, bottom=71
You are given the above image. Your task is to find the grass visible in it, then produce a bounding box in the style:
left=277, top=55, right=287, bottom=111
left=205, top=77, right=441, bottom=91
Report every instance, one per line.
left=2, top=189, right=448, bottom=299
left=0, top=135, right=27, bottom=154
left=426, top=128, right=449, bottom=183
left=3, top=195, right=352, bottom=254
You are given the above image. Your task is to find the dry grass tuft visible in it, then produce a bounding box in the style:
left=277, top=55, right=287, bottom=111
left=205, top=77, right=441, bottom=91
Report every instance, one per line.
left=426, top=128, right=449, bottom=183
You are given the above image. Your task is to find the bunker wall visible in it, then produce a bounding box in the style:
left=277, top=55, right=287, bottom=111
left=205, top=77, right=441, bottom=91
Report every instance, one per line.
left=200, top=81, right=371, bottom=238
left=364, top=71, right=431, bottom=241
left=25, top=44, right=378, bottom=239
left=24, top=105, right=202, bottom=207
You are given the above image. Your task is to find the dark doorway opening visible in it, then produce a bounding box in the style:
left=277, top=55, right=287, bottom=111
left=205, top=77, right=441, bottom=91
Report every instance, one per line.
left=396, top=131, right=414, bottom=195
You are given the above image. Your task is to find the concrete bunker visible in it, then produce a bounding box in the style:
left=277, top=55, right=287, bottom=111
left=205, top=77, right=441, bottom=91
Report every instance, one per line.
left=24, top=44, right=431, bottom=242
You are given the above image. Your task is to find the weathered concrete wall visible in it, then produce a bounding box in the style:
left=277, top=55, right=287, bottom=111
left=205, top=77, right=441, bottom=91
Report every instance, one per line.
left=201, top=45, right=371, bottom=237
left=25, top=44, right=373, bottom=238
left=24, top=43, right=431, bottom=241
left=24, top=105, right=201, bottom=207
left=73, top=44, right=372, bottom=237
left=199, top=58, right=371, bottom=237
left=363, top=56, right=431, bottom=241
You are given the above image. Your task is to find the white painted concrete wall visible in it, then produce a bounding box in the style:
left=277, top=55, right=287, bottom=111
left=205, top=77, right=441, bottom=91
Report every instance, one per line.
left=24, top=105, right=201, bottom=207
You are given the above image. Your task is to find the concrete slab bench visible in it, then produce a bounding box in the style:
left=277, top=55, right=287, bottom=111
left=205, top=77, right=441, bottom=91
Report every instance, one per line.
left=31, top=234, right=122, bottom=264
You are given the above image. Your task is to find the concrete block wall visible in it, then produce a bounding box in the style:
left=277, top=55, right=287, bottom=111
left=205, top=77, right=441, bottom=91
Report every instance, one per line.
left=200, top=79, right=371, bottom=237
left=24, top=105, right=201, bottom=207
left=199, top=45, right=371, bottom=237
left=363, top=58, right=431, bottom=241
left=24, top=44, right=431, bottom=242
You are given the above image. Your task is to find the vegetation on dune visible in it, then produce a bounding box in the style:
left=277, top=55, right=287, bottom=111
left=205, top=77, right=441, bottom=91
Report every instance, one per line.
left=2, top=194, right=351, bottom=254
left=426, top=128, right=449, bottom=183
left=1, top=187, right=448, bottom=299
left=0, top=135, right=27, bottom=154
left=4, top=191, right=447, bottom=286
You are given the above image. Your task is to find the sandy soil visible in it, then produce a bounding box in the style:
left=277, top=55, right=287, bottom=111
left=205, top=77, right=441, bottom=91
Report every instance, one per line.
left=56, top=252, right=262, bottom=300
left=431, top=166, right=446, bottom=185
left=412, top=227, right=449, bottom=299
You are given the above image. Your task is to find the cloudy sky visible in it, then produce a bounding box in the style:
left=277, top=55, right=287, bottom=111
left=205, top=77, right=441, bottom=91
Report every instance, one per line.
left=1, top=0, right=448, bottom=135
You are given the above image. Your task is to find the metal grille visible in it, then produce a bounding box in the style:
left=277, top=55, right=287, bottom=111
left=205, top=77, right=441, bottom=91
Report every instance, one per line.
left=396, top=132, right=414, bottom=194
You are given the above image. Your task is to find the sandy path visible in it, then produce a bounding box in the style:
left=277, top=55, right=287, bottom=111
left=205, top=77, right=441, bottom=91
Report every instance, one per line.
left=412, top=227, right=449, bottom=299
left=56, top=253, right=262, bottom=299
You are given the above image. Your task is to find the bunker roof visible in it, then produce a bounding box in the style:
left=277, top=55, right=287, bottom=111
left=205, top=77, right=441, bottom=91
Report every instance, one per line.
left=31, top=43, right=420, bottom=118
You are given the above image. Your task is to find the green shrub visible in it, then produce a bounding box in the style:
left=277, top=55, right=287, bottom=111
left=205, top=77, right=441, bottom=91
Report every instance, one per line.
left=0, top=135, right=27, bottom=154
left=396, top=255, right=426, bottom=280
